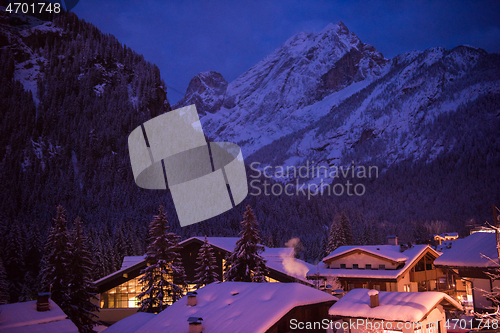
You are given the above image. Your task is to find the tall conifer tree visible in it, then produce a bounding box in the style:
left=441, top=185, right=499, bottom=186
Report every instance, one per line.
left=138, top=206, right=186, bottom=313
left=224, top=205, right=268, bottom=282
left=67, top=217, right=99, bottom=333
left=40, top=205, right=72, bottom=309
left=194, top=236, right=219, bottom=288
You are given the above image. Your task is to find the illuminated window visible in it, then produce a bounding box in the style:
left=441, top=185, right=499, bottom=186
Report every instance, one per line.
left=222, top=259, right=229, bottom=281
left=100, top=275, right=143, bottom=309
left=265, top=275, right=280, bottom=283
left=100, top=270, right=181, bottom=309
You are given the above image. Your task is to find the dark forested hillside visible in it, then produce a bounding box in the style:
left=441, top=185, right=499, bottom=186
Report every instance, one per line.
left=0, top=9, right=176, bottom=301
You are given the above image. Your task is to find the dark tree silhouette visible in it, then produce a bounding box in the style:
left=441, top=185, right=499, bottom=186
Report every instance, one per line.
left=40, top=206, right=72, bottom=310
left=67, top=217, right=99, bottom=333
left=194, top=236, right=219, bottom=288
left=224, top=205, right=268, bottom=282
left=138, top=206, right=186, bottom=313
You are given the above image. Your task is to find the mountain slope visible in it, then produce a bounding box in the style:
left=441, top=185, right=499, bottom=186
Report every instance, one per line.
left=249, top=45, right=500, bottom=172
left=175, top=21, right=500, bottom=228
left=173, top=71, right=227, bottom=115
left=176, top=23, right=500, bottom=183
left=189, top=22, right=389, bottom=152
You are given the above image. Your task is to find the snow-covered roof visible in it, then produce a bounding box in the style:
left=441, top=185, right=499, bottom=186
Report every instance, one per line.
left=434, top=232, right=499, bottom=268
left=329, top=289, right=462, bottom=322
left=262, top=247, right=293, bottom=257
left=183, top=238, right=311, bottom=282
left=435, top=241, right=454, bottom=253
left=434, top=232, right=459, bottom=240
left=129, top=282, right=336, bottom=333
left=95, top=237, right=309, bottom=286
left=93, top=259, right=147, bottom=286
left=104, top=313, right=156, bottom=333
left=323, top=245, right=412, bottom=263
left=121, top=255, right=147, bottom=270
left=264, top=251, right=316, bottom=282
left=181, top=237, right=295, bottom=259
left=179, top=237, right=239, bottom=253
left=0, top=299, right=78, bottom=332
left=312, top=245, right=437, bottom=280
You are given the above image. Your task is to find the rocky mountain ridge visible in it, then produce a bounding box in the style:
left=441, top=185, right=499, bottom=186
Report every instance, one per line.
left=175, top=22, right=500, bottom=185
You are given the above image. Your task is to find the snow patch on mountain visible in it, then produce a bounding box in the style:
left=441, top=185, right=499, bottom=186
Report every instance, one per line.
left=14, top=56, right=45, bottom=105
left=191, top=22, right=390, bottom=155
left=176, top=22, right=499, bottom=183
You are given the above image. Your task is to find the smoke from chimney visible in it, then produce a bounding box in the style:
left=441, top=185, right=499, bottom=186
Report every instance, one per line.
left=281, top=238, right=309, bottom=279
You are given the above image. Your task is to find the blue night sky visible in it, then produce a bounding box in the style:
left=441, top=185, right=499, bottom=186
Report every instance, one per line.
left=73, top=0, right=500, bottom=103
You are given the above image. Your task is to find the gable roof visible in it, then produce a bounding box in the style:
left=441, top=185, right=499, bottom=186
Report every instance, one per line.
left=324, top=245, right=412, bottom=264
left=93, top=256, right=147, bottom=287
left=310, top=245, right=439, bottom=281
left=94, top=236, right=312, bottom=287
left=129, top=282, right=337, bottom=333
left=179, top=237, right=239, bottom=253
left=434, top=232, right=499, bottom=268
left=0, top=299, right=78, bottom=333
left=121, top=256, right=147, bottom=270
left=329, top=289, right=462, bottom=322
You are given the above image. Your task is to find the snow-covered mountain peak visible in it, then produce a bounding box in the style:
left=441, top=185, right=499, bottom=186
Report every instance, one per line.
left=175, top=22, right=499, bottom=179
left=174, top=22, right=391, bottom=156
left=320, top=21, right=349, bottom=35
left=173, top=71, right=227, bottom=115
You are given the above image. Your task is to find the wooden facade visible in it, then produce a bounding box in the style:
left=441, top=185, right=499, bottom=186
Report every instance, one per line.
left=266, top=301, right=336, bottom=333
left=323, top=246, right=446, bottom=293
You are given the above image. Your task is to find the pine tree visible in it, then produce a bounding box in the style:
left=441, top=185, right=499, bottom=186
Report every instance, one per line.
left=339, top=212, right=354, bottom=245
left=170, top=244, right=187, bottom=303
left=67, top=217, right=99, bottom=333
left=40, top=205, right=72, bottom=310
left=326, top=217, right=346, bottom=255
left=113, top=224, right=127, bottom=270
left=137, top=206, right=186, bottom=313
left=0, top=256, right=9, bottom=305
left=224, top=205, right=268, bottom=282
left=24, top=223, right=43, bottom=301
left=194, top=236, right=219, bottom=289
left=3, top=220, right=26, bottom=302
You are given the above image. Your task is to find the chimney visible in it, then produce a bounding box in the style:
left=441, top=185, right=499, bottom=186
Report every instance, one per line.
left=188, top=317, right=203, bottom=333
left=187, top=291, right=197, bottom=306
left=399, top=243, right=408, bottom=252
left=368, top=290, right=379, bottom=308
left=387, top=235, right=398, bottom=245
left=37, top=292, right=51, bottom=312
